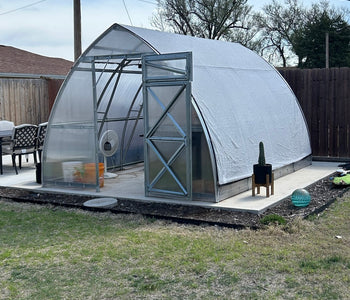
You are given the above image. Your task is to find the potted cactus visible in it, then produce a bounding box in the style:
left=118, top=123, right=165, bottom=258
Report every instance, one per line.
left=253, top=141, right=272, bottom=184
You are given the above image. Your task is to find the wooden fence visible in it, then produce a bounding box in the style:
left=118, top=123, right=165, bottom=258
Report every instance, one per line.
left=0, top=76, right=63, bottom=126
left=280, top=67, right=350, bottom=159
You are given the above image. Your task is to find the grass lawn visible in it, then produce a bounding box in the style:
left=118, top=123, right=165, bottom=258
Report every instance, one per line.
left=0, top=194, right=349, bottom=299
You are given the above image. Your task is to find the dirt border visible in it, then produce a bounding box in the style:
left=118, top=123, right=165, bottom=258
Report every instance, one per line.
left=0, top=173, right=348, bottom=229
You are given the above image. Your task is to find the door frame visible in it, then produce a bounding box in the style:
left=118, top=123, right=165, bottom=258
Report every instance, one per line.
left=142, top=52, right=193, bottom=199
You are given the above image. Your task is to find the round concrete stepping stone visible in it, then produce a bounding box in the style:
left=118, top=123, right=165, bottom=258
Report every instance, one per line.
left=83, top=197, right=118, bottom=209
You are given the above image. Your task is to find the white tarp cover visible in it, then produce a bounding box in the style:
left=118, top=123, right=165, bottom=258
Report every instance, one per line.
left=121, top=25, right=311, bottom=184
left=86, top=24, right=312, bottom=185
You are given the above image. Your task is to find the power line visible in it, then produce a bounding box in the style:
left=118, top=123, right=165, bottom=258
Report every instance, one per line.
left=0, top=0, right=47, bottom=16
left=124, top=0, right=157, bottom=26
left=123, top=0, right=133, bottom=25
left=136, top=0, right=158, bottom=4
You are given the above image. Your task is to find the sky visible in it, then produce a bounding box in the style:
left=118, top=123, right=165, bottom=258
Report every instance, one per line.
left=1, top=0, right=350, bottom=61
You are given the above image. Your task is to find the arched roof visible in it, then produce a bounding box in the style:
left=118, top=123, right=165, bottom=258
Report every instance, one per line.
left=104, top=24, right=311, bottom=184
left=45, top=24, right=311, bottom=188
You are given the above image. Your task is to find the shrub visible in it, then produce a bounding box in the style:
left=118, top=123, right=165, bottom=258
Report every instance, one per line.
left=260, top=214, right=286, bottom=225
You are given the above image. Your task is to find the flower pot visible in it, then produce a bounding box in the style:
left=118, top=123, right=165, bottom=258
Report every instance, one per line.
left=83, top=163, right=104, bottom=187
left=253, top=164, right=272, bottom=184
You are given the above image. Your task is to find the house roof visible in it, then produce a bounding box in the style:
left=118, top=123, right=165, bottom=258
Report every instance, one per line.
left=0, top=45, right=73, bottom=76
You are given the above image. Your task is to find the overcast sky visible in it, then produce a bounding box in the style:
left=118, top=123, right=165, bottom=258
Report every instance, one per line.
left=0, top=0, right=349, bottom=61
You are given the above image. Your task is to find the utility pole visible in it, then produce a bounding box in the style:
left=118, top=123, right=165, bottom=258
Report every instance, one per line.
left=325, top=32, right=329, bottom=69
left=74, top=0, right=82, bottom=61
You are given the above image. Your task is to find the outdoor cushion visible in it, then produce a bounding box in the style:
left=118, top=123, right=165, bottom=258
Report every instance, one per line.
left=332, top=174, right=350, bottom=185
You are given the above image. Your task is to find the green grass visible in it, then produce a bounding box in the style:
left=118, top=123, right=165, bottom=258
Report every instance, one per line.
left=0, top=194, right=349, bottom=299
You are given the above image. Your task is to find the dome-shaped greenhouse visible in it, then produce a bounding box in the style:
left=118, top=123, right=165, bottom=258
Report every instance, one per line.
left=42, top=24, right=311, bottom=202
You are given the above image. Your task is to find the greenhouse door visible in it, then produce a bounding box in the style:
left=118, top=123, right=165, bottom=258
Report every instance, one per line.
left=142, top=52, right=193, bottom=199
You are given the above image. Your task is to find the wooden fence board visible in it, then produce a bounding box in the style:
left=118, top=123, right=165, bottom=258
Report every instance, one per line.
left=0, top=77, right=57, bottom=126
left=328, top=68, right=335, bottom=157
left=280, top=67, right=350, bottom=158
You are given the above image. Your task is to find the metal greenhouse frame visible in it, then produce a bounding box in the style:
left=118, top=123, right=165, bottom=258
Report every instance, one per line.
left=42, top=24, right=311, bottom=203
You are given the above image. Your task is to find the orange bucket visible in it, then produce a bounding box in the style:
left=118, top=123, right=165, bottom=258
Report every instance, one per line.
left=84, top=163, right=104, bottom=187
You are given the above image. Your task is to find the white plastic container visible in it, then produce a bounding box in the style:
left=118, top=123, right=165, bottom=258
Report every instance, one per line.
left=62, top=161, right=83, bottom=182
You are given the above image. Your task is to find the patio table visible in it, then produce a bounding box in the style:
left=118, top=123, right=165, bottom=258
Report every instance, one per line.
left=0, top=130, right=13, bottom=174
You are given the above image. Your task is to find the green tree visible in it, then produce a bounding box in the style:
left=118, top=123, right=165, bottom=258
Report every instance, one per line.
left=151, top=0, right=260, bottom=47
left=291, top=2, right=350, bottom=68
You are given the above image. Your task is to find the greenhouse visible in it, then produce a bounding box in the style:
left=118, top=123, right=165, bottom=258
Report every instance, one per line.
left=42, top=23, right=312, bottom=203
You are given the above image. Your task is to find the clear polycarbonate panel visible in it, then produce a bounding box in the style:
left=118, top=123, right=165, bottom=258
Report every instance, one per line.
left=147, top=140, right=186, bottom=194
left=153, top=169, right=184, bottom=194
left=117, top=119, right=144, bottom=165
left=146, top=85, right=186, bottom=136
left=166, top=87, right=187, bottom=133
left=96, top=74, right=142, bottom=121
left=151, top=140, right=184, bottom=168
left=191, top=126, right=215, bottom=198
left=98, top=118, right=144, bottom=169
left=152, top=114, right=183, bottom=138
left=49, top=70, right=94, bottom=123
left=84, top=25, right=155, bottom=58
left=43, top=69, right=98, bottom=188
left=95, top=72, right=144, bottom=168
left=147, top=142, right=164, bottom=184
left=144, top=54, right=189, bottom=81
left=169, top=148, right=187, bottom=188
left=43, top=126, right=96, bottom=183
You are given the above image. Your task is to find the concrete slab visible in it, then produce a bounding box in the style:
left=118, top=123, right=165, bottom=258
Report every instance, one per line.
left=212, top=161, right=338, bottom=213
left=0, top=155, right=340, bottom=214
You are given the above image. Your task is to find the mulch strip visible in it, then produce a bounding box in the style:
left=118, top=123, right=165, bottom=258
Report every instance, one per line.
left=0, top=172, right=348, bottom=229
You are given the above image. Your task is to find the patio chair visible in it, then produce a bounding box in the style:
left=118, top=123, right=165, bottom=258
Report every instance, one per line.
left=2, top=124, right=38, bottom=174
left=36, top=122, right=48, bottom=162
left=0, top=120, right=14, bottom=131
left=0, top=120, right=14, bottom=144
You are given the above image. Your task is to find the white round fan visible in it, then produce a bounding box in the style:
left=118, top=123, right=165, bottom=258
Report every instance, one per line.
left=99, top=130, right=119, bottom=179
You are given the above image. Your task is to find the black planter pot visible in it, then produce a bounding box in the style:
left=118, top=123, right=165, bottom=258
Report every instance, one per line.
left=253, top=164, right=272, bottom=184
left=36, top=163, right=42, bottom=184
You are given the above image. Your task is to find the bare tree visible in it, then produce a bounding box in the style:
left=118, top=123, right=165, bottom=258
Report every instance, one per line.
left=226, top=11, right=264, bottom=53
left=151, top=0, right=253, bottom=40
left=257, top=0, right=306, bottom=67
